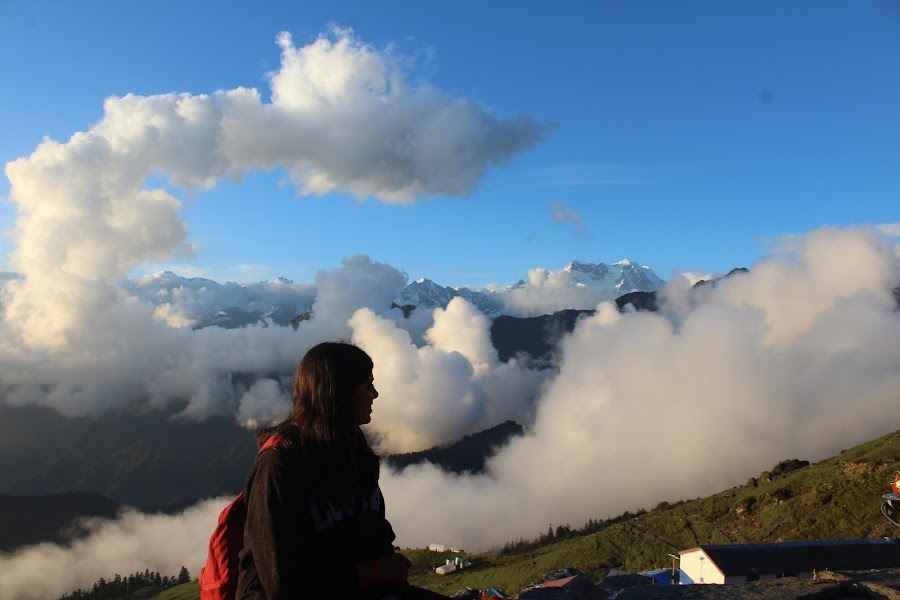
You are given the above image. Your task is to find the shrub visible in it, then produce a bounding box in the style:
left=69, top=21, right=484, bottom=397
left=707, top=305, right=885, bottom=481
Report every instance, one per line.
left=771, top=459, right=810, bottom=478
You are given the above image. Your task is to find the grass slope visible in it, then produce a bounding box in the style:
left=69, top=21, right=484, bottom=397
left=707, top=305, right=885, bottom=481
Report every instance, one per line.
left=409, top=427, right=900, bottom=595
left=152, top=427, right=900, bottom=599
left=151, top=580, right=198, bottom=600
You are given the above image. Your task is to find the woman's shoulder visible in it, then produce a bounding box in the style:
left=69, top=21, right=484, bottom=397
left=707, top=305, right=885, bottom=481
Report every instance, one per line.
left=253, top=425, right=305, bottom=471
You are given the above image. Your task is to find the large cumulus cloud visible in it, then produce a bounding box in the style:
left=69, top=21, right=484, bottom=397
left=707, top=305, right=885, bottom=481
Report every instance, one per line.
left=351, top=298, right=545, bottom=452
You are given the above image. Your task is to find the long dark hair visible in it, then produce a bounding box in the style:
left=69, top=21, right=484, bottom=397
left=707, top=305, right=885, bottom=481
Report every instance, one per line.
left=263, top=341, right=379, bottom=493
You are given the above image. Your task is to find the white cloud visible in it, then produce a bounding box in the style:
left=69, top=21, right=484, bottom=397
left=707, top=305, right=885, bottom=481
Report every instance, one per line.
left=677, top=271, right=716, bottom=286
left=237, top=378, right=292, bottom=428
left=425, top=297, right=498, bottom=372
left=350, top=301, right=545, bottom=453
left=500, top=266, right=634, bottom=316
left=152, top=303, right=196, bottom=329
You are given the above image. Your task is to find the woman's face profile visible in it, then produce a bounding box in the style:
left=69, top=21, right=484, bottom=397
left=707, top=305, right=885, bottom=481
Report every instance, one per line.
left=351, top=372, right=378, bottom=425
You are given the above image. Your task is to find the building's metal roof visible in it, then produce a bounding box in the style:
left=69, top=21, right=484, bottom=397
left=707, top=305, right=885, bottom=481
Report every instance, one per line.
left=680, top=539, right=900, bottom=576
left=540, top=575, right=577, bottom=588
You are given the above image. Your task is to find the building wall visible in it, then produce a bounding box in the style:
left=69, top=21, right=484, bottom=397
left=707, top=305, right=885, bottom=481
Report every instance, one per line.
left=679, top=549, right=725, bottom=584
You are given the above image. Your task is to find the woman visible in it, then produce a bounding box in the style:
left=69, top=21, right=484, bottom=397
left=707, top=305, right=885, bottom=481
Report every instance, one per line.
left=235, top=341, right=449, bottom=599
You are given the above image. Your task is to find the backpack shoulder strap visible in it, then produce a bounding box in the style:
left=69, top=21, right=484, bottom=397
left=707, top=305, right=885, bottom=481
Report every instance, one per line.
left=243, top=433, right=287, bottom=508
left=257, top=432, right=289, bottom=455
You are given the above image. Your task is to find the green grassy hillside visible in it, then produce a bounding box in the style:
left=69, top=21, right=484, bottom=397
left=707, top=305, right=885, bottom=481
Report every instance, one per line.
left=153, top=427, right=900, bottom=599
left=151, top=580, right=198, bottom=600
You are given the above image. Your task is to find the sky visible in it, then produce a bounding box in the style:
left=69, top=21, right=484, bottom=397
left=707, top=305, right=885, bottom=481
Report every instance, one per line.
left=2, top=1, right=899, bottom=287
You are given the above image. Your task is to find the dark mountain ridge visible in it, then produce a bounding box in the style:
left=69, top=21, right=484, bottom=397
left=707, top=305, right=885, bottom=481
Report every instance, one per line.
left=488, top=267, right=763, bottom=365
left=0, top=418, right=525, bottom=555
left=0, top=403, right=258, bottom=507
left=489, top=291, right=659, bottom=364
left=385, top=420, right=523, bottom=474
left=0, top=492, right=121, bottom=552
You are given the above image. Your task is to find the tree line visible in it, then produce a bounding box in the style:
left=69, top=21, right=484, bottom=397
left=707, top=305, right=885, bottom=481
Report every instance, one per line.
left=58, top=567, right=191, bottom=600
left=498, top=507, right=656, bottom=556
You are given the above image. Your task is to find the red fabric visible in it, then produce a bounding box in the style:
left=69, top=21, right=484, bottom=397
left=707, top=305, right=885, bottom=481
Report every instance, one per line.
left=199, top=434, right=284, bottom=600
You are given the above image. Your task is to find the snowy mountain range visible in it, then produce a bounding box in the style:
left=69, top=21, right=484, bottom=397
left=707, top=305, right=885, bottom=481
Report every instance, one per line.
left=394, top=259, right=664, bottom=317
left=0, top=260, right=665, bottom=327
left=125, top=271, right=316, bottom=329
left=557, top=259, right=664, bottom=293
left=393, top=278, right=507, bottom=317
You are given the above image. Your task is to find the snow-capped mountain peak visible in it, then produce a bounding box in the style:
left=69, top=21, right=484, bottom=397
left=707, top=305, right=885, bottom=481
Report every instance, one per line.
left=561, top=259, right=662, bottom=291
left=392, top=259, right=665, bottom=318
left=395, top=278, right=458, bottom=308
left=564, top=260, right=610, bottom=279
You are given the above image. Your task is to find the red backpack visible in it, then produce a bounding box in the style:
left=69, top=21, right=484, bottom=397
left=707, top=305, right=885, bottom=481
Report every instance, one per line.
left=199, top=434, right=285, bottom=600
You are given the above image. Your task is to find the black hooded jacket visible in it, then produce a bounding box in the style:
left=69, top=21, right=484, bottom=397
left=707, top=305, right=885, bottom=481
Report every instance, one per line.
left=235, top=427, right=396, bottom=599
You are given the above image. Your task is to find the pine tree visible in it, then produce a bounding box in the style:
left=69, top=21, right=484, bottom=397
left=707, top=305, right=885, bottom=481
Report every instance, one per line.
left=178, top=565, right=191, bottom=584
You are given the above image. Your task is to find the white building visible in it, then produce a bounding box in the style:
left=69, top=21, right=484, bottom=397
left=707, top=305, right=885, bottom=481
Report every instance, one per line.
left=678, top=548, right=730, bottom=584
left=435, top=556, right=472, bottom=575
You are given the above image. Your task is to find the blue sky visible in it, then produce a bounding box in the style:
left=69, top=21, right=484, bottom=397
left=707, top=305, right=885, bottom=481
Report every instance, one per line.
left=2, top=1, right=899, bottom=287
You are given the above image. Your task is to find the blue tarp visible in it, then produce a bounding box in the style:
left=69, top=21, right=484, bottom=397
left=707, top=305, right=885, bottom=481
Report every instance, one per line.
left=640, top=569, right=675, bottom=585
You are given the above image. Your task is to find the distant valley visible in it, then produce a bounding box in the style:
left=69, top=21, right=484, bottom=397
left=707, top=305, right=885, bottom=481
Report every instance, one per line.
left=0, top=269, right=747, bottom=535
left=18, top=264, right=895, bottom=562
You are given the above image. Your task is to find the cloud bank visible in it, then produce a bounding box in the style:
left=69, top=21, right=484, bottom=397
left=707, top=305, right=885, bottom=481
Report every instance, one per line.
left=381, top=226, right=900, bottom=550
left=3, top=227, right=900, bottom=598
left=0, top=499, right=226, bottom=600
left=3, top=26, right=547, bottom=351
left=0, top=254, right=541, bottom=450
